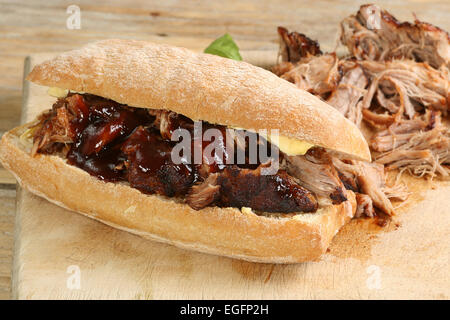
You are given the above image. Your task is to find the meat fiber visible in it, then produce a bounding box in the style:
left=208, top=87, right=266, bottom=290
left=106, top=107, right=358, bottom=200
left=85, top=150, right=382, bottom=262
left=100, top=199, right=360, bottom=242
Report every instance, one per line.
left=273, top=9, right=450, bottom=181
left=353, top=160, right=395, bottom=216
left=273, top=53, right=340, bottom=97
left=371, top=110, right=436, bottom=152
left=285, top=148, right=347, bottom=205
left=326, top=60, right=368, bottom=127
left=152, top=110, right=195, bottom=140
left=340, top=4, right=450, bottom=69
left=332, top=157, right=407, bottom=216
left=277, top=26, right=322, bottom=63
left=372, top=111, right=450, bottom=178
left=31, top=94, right=89, bottom=155
left=187, top=165, right=319, bottom=213
left=360, top=60, right=449, bottom=118
left=271, top=5, right=450, bottom=218
left=32, top=93, right=328, bottom=214
left=186, top=174, right=221, bottom=210
left=355, top=193, right=375, bottom=218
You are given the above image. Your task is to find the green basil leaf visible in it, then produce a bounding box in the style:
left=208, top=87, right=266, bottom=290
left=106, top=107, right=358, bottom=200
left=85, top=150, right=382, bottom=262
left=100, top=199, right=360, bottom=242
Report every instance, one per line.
left=204, top=33, right=242, bottom=61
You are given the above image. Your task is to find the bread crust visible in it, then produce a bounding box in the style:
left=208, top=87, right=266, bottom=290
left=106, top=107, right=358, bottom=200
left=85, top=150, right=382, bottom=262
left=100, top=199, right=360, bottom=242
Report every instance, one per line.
left=26, top=39, right=370, bottom=161
left=0, top=124, right=356, bottom=263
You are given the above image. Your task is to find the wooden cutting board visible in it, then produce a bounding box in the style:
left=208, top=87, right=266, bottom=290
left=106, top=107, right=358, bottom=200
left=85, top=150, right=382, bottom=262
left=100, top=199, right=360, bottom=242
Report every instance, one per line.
left=12, top=53, right=450, bottom=300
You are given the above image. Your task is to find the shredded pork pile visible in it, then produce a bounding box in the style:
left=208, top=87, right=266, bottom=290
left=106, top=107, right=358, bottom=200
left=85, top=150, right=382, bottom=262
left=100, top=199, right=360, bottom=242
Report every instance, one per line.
left=273, top=4, right=450, bottom=217
left=340, top=4, right=450, bottom=69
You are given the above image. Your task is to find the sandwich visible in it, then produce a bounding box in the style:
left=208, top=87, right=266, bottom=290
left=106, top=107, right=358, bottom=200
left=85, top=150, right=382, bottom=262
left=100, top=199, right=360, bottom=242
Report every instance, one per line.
left=0, top=39, right=371, bottom=263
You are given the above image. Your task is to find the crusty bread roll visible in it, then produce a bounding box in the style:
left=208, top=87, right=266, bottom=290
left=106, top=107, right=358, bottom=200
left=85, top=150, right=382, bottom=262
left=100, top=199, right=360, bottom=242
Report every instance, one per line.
left=0, top=40, right=367, bottom=263
left=1, top=124, right=356, bottom=263
left=26, top=39, right=370, bottom=161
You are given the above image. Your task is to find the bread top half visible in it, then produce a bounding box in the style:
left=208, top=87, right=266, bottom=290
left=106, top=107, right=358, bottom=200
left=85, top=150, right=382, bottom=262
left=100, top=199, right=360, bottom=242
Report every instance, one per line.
left=26, top=39, right=371, bottom=161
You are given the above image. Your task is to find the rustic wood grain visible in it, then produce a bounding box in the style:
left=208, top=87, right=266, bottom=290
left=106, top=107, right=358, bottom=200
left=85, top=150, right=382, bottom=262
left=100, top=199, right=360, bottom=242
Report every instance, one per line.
left=0, top=188, right=15, bottom=300
left=0, top=0, right=449, bottom=300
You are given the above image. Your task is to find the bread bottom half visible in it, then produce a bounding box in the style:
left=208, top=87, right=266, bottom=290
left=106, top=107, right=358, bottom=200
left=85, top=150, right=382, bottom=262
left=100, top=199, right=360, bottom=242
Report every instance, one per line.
left=0, top=123, right=356, bottom=263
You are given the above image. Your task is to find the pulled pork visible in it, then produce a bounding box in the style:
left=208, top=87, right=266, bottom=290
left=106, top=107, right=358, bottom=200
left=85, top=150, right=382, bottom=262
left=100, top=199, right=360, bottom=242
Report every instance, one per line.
left=273, top=27, right=404, bottom=216
left=277, top=26, right=322, bottom=63
left=32, top=93, right=404, bottom=217
left=372, top=111, right=450, bottom=177
left=285, top=147, right=406, bottom=216
left=31, top=94, right=89, bottom=156
left=187, top=165, right=319, bottom=213
left=273, top=27, right=340, bottom=97
left=359, top=60, right=449, bottom=121
left=340, top=4, right=450, bottom=69
left=273, top=53, right=340, bottom=97
left=271, top=4, right=450, bottom=216
left=327, top=59, right=368, bottom=127
left=285, top=148, right=347, bottom=205
left=35, top=93, right=367, bottom=214
left=332, top=157, right=407, bottom=217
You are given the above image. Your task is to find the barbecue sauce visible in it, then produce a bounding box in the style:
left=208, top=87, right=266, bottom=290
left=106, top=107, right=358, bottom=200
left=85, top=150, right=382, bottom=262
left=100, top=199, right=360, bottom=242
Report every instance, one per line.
left=43, top=93, right=274, bottom=186
left=66, top=94, right=154, bottom=182
left=33, top=93, right=317, bottom=213
left=121, top=126, right=199, bottom=196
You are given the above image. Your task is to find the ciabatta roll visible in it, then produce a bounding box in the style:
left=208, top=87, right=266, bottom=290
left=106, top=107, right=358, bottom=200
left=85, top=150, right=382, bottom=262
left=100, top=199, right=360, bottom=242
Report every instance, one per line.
left=0, top=40, right=369, bottom=263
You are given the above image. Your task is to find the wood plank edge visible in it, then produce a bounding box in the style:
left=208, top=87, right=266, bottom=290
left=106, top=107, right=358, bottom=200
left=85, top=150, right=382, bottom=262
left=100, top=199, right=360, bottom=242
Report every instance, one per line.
left=11, top=57, right=31, bottom=299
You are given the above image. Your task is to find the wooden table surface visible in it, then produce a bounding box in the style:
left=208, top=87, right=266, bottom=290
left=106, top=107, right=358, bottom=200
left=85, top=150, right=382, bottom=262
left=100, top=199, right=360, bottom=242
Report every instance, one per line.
left=0, top=0, right=449, bottom=300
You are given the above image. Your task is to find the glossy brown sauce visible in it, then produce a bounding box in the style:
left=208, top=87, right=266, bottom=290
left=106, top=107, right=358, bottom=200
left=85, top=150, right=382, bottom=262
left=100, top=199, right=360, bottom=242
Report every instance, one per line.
left=121, top=126, right=199, bottom=196
left=66, top=94, right=154, bottom=181
left=62, top=94, right=265, bottom=192
left=34, top=93, right=313, bottom=213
